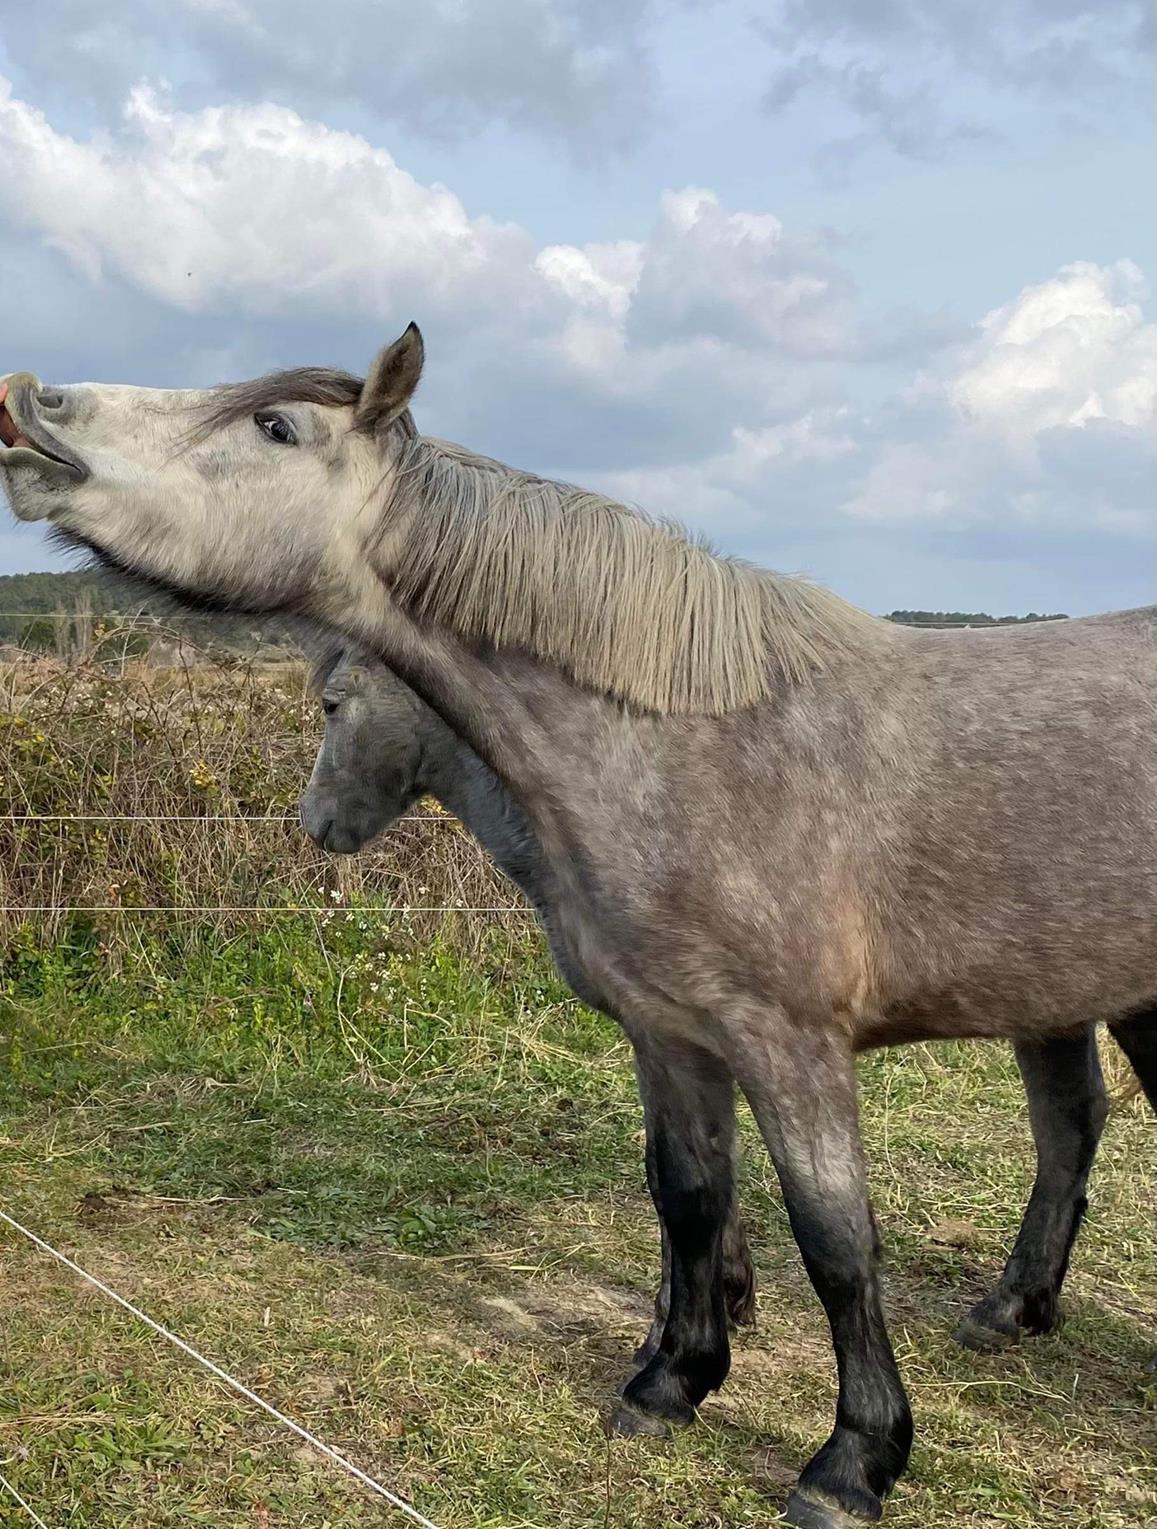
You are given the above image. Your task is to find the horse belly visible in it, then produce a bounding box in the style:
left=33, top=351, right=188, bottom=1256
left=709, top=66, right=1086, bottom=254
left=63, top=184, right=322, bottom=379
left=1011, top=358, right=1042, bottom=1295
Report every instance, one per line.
left=861, top=926, right=1157, bottom=1049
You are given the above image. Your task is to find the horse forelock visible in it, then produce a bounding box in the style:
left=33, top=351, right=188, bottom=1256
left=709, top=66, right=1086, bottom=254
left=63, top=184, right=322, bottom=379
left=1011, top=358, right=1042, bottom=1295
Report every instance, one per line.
left=194, top=367, right=366, bottom=439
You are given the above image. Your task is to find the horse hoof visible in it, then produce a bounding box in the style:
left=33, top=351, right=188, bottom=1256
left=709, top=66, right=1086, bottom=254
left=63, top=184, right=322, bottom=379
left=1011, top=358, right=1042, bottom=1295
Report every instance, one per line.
left=955, top=1315, right=1019, bottom=1352
left=783, top=1489, right=880, bottom=1528
left=609, top=1401, right=680, bottom=1438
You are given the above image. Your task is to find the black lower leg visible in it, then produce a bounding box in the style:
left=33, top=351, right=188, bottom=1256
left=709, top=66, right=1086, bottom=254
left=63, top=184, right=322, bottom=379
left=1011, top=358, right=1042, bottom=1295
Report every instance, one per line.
left=786, top=1200, right=911, bottom=1523
left=634, top=1132, right=673, bottom=1365
left=1108, top=1005, right=1157, bottom=1368
left=960, top=1029, right=1108, bottom=1349
left=735, top=1026, right=911, bottom=1525
left=635, top=1140, right=755, bottom=1365
left=1110, top=1005, right=1157, bottom=1111
left=723, top=1205, right=758, bottom=1327
left=618, top=1039, right=736, bottom=1431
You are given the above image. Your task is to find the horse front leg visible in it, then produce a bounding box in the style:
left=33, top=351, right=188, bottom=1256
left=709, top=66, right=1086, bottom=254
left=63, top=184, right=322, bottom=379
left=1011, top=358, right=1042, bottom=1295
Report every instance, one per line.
left=958, top=1028, right=1108, bottom=1351
left=633, top=1045, right=757, bottom=1367
left=613, top=1034, right=738, bottom=1433
left=728, top=1008, right=912, bottom=1527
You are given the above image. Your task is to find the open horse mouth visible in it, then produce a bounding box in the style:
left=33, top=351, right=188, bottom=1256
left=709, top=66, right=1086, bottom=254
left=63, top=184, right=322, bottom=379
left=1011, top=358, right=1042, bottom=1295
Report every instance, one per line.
left=0, top=378, right=86, bottom=484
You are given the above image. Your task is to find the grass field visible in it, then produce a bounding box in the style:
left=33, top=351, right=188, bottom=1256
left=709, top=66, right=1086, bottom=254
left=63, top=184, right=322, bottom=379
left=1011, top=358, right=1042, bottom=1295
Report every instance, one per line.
left=0, top=650, right=1154, bottom=1528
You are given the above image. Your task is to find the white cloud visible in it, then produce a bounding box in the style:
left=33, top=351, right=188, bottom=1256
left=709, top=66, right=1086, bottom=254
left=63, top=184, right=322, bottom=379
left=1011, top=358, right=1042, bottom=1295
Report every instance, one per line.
left=846, top=262, right=1157, bottom=533
left=760, top=0, right=1150, bottom=166
left=625, top=188, right=856, bottom=356
left=844, top=441, right=963, bottom=524
left=533, top=187, right=858, bottom=366
left=576, top=260, right=1156, bottom=550
left=535, top=240, right=644, bottom=325
left=732, top=412, right=858, bottom=469
left=0, top=82, right=863, bottom=471
left=582, top=405, right=864, bottom=542
left=949, top=260, right=1157, bottom=439
left=0, top=82, right=538, bottom=325
left=0, top=0, right=658, bottom=157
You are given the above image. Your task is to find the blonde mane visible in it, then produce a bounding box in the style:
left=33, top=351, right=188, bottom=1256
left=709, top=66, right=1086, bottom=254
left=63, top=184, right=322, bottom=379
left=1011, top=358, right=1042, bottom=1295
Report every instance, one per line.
left=378, top=435, right=879, bottom=716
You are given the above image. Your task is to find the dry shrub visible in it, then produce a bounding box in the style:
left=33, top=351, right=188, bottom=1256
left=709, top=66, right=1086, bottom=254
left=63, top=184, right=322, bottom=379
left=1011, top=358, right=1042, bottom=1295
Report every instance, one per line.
left=0, top=628, right=524, bottom=944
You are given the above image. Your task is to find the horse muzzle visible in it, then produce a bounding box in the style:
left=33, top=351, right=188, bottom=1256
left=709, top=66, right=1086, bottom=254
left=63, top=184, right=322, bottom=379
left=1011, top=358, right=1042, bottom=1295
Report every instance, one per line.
left=0, top=373, right=88, bottom=513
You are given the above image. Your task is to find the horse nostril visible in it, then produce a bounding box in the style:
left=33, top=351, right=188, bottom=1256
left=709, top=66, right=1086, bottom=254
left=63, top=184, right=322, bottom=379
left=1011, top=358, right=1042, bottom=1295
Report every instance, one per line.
left=36, top=389, right=64, bottom=412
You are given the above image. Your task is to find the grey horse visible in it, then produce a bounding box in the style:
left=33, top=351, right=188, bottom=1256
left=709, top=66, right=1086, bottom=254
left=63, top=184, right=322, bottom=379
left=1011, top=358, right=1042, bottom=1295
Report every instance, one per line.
left=299, top=642, right=1129, bottom=1437
left=299, top=643, right=759, bottom=1356
left=2, top=334, right=1152, bottom=1528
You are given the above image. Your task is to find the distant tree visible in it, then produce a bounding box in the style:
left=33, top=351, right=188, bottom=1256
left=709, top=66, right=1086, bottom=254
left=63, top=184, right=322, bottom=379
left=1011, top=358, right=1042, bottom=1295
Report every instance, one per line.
left=17, top=615, right=57, bottom=651
left=885, top=610, right=1068, bottom=628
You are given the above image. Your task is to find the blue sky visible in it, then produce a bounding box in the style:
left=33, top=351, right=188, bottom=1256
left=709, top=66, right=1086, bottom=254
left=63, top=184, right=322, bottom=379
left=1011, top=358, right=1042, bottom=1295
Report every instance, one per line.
left=0, top=0, right=1152, bottom=614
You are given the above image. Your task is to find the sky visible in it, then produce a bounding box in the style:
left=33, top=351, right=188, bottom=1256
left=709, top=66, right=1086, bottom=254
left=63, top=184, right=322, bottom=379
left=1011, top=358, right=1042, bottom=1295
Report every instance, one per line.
left=0, top=0, right=1152, bottom=615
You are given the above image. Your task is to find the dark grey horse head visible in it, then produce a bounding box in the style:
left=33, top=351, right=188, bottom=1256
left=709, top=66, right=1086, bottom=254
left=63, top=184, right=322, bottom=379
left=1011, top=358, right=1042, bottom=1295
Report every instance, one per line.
left=300, top=648, right=426, bottom=853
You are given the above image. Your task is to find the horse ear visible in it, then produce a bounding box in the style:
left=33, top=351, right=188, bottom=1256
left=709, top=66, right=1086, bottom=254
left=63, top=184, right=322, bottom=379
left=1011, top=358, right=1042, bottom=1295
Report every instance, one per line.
left=357, top=323, right=424, bottom=432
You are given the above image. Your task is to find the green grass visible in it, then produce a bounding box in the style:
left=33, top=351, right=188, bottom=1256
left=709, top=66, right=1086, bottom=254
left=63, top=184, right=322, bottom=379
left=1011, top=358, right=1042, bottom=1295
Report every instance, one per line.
left=1, top=914, right=1154, bottom=1527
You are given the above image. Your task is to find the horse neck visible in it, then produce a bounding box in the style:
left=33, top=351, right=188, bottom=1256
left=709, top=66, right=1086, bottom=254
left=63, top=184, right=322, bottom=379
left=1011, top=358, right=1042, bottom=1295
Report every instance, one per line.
left=348, top=602, right=619, bottom=876
left=362, top=604, right=590, bottom=793
left=416, top=710, right=548, bottom=907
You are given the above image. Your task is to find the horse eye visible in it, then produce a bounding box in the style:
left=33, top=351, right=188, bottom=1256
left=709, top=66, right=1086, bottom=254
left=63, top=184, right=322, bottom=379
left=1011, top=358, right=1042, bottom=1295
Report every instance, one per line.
left=255, top=411, right=297, bottom=446
left=322, top=698, right=340, bottom=716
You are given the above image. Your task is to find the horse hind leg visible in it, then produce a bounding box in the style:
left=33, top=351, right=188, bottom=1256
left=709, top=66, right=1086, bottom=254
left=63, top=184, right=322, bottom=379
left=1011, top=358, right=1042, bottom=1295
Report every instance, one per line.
left=1110, top=1003, right=1157, bottom=1111
left=1107, top=1003, right=1157, bottom=1370
left=633, top=1134, right=757, bottom=1368
left=632, top=1048, right=756, bottom=1369
left=615, top=1034, right=738, bottom=1434
left=958, top=1027, right=1108, bottom=1351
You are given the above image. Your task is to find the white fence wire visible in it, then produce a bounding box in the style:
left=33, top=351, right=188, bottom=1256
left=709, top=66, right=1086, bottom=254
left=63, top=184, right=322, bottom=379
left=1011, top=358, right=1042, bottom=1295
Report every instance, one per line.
left=0, top=1209, right=445, bottom=1529
left=0, top=1467, right=50, bottom=1529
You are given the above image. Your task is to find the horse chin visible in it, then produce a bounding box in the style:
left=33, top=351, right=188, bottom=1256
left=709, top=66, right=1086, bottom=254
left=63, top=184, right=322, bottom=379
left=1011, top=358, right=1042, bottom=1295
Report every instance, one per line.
left=1, top=452, right=83, bottom=517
